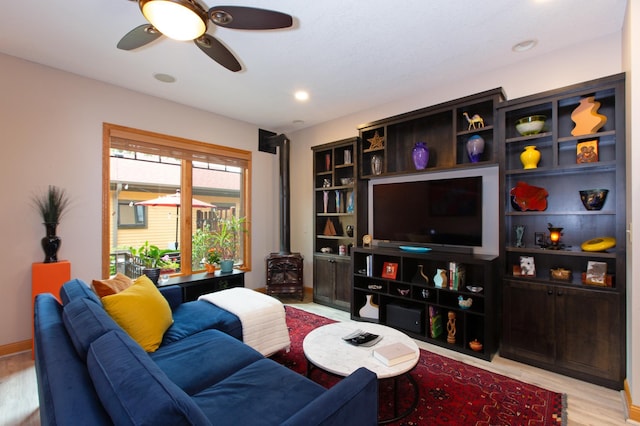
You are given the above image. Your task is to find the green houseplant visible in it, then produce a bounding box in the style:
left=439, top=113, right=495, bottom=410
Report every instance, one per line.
left=130, top=241, right=162, bottom=283
left=33, top=185, right=70, bottom=263
left=210, top=215, right=247, bottom=273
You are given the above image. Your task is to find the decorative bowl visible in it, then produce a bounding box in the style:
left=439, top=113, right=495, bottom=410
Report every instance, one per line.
left=510, top=181, right=549, bottom=211
left=579, top=189, right=609, bottom=211
left=550, top=268, right=572, bottom=281
left=466, top=286, right=483, bottom=293
left=340, top=177, right=354, bottom=186
left=469, top=339, right=483, bottom=352
left=515, top=115, right=546, bottom=136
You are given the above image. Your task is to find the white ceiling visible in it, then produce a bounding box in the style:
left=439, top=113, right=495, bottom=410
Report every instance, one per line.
left=0, top=1, right=627, bottom=133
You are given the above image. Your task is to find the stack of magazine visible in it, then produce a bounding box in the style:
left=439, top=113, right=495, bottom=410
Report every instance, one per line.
left=342, top=329, right=382, bottom=347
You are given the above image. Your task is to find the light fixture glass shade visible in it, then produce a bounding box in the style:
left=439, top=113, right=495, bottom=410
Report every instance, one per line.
left=142, top=0, right=207, bottom=41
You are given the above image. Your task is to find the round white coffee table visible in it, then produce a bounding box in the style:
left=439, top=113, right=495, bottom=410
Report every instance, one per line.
left=303, top=322, right=420, bottom=424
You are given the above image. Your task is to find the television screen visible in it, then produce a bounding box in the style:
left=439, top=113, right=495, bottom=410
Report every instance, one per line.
left=372, top=176, right=482, bottom=247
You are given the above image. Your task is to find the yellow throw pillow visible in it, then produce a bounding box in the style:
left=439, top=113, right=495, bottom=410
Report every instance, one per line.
left=102, top=275, right=173, bottom=352
left=92, top=272, right=134, bottom=298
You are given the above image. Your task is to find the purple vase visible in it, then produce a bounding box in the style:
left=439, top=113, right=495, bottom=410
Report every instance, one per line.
left=466, top=135, right=485, bottom=163
left=412, top=142, right=429, bottom=170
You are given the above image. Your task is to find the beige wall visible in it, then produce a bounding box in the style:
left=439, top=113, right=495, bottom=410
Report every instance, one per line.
left=0, top=53, right=280, bottom=347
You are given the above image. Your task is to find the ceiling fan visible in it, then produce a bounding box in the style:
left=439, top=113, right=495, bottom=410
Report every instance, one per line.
left=117, top=0, right=293, bottom=72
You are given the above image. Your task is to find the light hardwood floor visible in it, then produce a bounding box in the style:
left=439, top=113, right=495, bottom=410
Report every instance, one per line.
left=1, top=299, right=634, bottom=426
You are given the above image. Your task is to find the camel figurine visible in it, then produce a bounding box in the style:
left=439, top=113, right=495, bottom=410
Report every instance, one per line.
left=463, top=112, right=485, bottom=130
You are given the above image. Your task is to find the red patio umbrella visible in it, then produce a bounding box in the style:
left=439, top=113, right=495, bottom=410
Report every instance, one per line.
left=136, top=190, right=215, bottom=250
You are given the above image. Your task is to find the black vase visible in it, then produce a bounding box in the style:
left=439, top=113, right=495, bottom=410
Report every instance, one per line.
left=41, top=222, right=61, bottom=263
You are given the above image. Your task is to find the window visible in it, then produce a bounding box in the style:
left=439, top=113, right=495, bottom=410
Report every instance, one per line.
left=102, top=123, right=252, bottom=278
left=117, top=201, right=147, bottom=228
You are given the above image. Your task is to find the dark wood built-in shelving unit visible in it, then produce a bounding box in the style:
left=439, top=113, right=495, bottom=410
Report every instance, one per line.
left=358, top=88, right=505, bottom=178
left=312, top=137, right=367, bottom=311
left=498, top=73, right=626, bottom=389
left=310, top=77, right=627, bottom=383
left=351, top=247, right=498, bottom=361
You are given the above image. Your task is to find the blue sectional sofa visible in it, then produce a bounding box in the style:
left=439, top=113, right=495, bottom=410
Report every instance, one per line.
left=34, top=279, right=378, bottom=425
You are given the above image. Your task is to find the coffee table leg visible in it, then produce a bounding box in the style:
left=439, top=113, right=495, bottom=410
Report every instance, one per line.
left=378, top=372, right=419, bottom=425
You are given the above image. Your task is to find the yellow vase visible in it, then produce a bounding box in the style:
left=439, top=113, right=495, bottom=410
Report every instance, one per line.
left=520, top=145, right=541, bottom=169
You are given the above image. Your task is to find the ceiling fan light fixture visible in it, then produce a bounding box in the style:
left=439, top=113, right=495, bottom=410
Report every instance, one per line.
left=140, top=0, right=207, bottom=41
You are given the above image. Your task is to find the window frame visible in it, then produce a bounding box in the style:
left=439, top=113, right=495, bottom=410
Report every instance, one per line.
left=102, top=123, right=252, bottom=279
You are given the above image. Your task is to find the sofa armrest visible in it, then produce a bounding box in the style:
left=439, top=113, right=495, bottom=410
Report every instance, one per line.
left=158, top=285, right=182, bottom=311
left=281, top=367, right=378, bottom=426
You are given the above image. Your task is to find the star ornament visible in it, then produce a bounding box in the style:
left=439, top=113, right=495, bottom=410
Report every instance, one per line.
left=367, top=131, right=385, bottom=150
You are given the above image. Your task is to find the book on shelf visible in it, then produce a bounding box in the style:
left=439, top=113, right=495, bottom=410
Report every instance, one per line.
left=448, top=262, right=466, bottom=290
left=429, top=306, right=443, bottom=339
left=366, top=255, right=373, bottom=276
left=372, top=342, right=416, bottom=366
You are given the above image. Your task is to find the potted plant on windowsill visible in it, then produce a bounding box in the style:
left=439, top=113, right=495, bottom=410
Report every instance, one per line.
left=33, top=185, right=70, bottom=263
left=130, top=241, right=162, bottom=284
left=210, top=215, right=247, bottom=273
left=205, top=249, right=221, bottom=274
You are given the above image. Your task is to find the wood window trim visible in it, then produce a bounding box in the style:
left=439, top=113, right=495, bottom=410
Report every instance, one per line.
left=102, top=122, right=252, bottom=279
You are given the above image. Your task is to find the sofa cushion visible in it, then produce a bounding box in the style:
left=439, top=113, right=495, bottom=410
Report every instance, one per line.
left=150, top=329, right=263, bottom=395
left=102, top=275, right=173, bottom=352
left=34, top=294, right=112, bottom=425
left=87, top=330, right=211, bottom=426
left=60, top=278, right=102, bottom=306
left=192, top=358, right=325, bottom=425
left=62, top=297, right=122, bottom=360
left=162, top=300, right=242, bottom=345
left=92, top=273, right=133, bottom=298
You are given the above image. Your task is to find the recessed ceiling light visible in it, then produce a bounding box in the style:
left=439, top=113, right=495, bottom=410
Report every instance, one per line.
left=154, top=73, right=176, bottom=83
left=294, top=90, right=309, bottom=101
left=293, top=120, right=305, bottom=125
left=512, top=39, right=538, bottom=52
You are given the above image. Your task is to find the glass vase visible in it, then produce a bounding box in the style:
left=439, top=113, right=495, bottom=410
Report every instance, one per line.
left=412, top=142, right=429, bottom=170
left=466, top=135, right=485, bottom=163
left=371, top=155, right=382, bottom=175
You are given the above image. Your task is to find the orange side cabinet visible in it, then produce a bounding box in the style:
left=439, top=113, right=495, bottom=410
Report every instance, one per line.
left=32, top=261, right=71, bottom=356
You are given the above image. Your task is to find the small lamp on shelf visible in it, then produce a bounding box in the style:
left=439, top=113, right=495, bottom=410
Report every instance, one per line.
left=548, top=223, right=564, bottom=250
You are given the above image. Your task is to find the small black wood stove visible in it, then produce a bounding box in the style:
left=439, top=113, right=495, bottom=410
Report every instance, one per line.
left=259, top=130, right=304, bottom=300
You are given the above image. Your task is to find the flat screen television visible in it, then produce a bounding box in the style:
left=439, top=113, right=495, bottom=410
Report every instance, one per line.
left=372, top=176, right=483, bottom=249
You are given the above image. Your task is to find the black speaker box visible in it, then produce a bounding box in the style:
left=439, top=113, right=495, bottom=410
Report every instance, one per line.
left=386, top=304, right=423, bottom=334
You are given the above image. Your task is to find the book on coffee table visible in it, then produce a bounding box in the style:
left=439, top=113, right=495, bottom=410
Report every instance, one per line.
left=342, top=329, right=381, bottom=347
left=373, top=342, right=416, bottom=366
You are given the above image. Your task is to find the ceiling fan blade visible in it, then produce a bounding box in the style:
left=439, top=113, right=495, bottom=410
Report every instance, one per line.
left=195, top=34, right=241, bottom=72
left=208, top=6, right=293, bottom=30
left=117, top=24, right=162, bottom=50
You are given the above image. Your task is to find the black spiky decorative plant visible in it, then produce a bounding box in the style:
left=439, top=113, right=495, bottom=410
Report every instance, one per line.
left=33, top=185, right=70, bottom=224
left=33, top=186, right=70, bottom=263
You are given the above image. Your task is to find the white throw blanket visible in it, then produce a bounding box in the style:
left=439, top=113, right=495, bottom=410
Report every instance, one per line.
left=199, top=288, right=291, bottom=356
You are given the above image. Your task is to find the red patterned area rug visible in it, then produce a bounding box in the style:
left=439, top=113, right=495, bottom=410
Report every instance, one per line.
left=270, top=306, right=567, bottom=426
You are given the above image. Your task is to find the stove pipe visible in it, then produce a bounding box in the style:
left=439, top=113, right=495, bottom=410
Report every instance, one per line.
left=259, top=129, right=291, bottom=254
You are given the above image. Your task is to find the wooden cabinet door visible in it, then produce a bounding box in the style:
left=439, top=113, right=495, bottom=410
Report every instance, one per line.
left=333, top=257, right=352, bottom=308
left=555, top=287, right=623, bottom=384
left=502, top=280, right=555, bottom=365
left=313, top=256, right=334, bottom=304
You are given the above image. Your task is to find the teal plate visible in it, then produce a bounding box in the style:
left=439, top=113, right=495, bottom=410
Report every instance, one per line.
left=399, top=246, right=432, bottom=253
